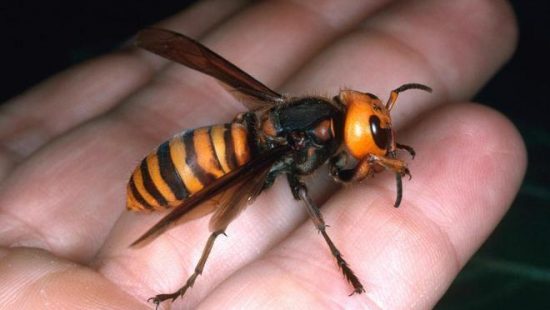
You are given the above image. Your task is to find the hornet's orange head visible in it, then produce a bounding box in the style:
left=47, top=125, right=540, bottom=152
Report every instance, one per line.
left=339, top=90, right=395, bottom=159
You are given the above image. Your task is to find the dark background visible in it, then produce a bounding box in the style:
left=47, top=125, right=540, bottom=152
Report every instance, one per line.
left=0, top=1, right=548, bottom=308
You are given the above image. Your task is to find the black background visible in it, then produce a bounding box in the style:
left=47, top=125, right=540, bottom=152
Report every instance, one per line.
left=0, top=1, right=548, bottom=309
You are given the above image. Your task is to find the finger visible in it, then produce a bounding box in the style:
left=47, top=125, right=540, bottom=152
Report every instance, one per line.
left=0, top=247, right=146, bottom=309
left=96, top=0, right=518, bottom=306
left=284, top=0, right=518, bottom=124
left=260, top=0, right=519, bottom=248
left=273, top=0, right=518, bottom=207
left=199, top=103, right=526, bottom=309
left=0, top=0, right=249, bottom=177
left=0, top=0, right=390, bottom=262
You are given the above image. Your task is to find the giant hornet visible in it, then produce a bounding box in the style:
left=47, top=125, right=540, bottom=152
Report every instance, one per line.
left=127, top=28, right=432, bottom=307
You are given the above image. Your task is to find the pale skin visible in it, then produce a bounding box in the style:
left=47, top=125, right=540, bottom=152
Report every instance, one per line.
left=0, top=0, right=525, bottom=309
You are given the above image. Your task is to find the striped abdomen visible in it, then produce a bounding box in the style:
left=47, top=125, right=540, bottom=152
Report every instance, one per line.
left=127, top=123, right=253, bottom=211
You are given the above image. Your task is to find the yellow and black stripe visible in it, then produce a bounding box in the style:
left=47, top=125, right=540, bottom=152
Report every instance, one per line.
left=127, top=123, right=254, bottom=211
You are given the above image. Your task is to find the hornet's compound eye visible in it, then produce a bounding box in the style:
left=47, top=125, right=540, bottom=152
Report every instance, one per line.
left=369, top=115, right=391, bottom=151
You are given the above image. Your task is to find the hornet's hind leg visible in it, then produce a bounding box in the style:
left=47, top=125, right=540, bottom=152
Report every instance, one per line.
left=148, top=230, right=224, bottom=309
left=288, top=174, right=365, bottom=295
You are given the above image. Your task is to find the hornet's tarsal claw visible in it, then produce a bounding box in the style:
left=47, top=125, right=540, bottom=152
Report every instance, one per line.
left=402, top=167, right=412, bottom=180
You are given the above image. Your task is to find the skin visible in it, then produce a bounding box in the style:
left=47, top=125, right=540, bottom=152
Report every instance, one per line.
left=0, top=0, right=525, bottom=309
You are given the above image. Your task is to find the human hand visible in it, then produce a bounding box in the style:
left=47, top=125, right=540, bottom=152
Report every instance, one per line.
left=0, top=1, right=524, bottom=309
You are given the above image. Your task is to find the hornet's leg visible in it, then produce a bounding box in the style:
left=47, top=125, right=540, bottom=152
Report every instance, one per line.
left=149, top=230, right=225, bottom=309
left=329, top=152, right=373, bottom=183
left=371, top=153, right=411, bottom=208
left=288, top=174, right=365, bottom=295
left=330, top=152, right=410, bottom=208
left=388, top=150, right=404, bottom=208
left=396, top=143, right=416, bottom=159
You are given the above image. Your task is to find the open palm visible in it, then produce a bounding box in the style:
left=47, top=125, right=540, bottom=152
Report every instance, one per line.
left=0, top=1, right=524, bottom=309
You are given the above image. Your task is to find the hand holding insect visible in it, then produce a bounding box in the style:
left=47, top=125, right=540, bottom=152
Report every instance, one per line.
left=0, top=1, right=522, bottom=309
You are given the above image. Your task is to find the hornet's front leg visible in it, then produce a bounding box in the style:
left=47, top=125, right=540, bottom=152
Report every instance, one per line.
left=368, top=154, right=411, bottom=179
left=329, top=152, right=411, bottom=208
left=396, top=143, right=416, bottom=159
left=287, top=174, right=365, bottom=295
